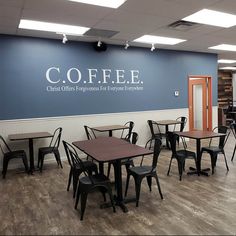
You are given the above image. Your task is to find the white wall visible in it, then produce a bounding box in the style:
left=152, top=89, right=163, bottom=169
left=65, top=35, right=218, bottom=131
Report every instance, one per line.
left=0, top=107, right=218, bottom=169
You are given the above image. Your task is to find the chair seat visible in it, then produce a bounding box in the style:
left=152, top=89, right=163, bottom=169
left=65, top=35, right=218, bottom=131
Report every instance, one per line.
left=38, top=146, right=56, bottom=154
left=128, top=165, right=154, bottom=175
left=79, top=174, right=110, bottom=185
left=5, top=150, right=26, bottom=158
left=202, top=146, right=222, bottom=153
left=176, top=150, right=196, bottom=159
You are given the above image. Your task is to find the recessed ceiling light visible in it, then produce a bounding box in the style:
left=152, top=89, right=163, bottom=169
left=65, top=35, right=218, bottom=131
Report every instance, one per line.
left=209, top=44, right=236, bottom=52
left=219, top=67, right=236, bottom=70
left=68, top=0, right=126, bottom=8
left=133, top=35, right=186, bottom=45
left=19, top=19, right=89, bottom=35
left=218, top=59, right=236, bottom=64
left=183, top=9, right=236, bottom=28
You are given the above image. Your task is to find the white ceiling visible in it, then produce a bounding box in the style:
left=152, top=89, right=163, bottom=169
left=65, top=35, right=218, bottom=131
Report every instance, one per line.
left=1, top=0, right=236, bottom=67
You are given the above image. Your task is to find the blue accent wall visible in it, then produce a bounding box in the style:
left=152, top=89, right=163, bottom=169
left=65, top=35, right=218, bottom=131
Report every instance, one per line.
left=0, top=35, right=217, bottom=120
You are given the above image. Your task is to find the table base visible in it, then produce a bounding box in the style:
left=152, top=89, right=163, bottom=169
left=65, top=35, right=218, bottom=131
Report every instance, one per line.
left=187, top=167, right=210, bottom=176
left=100, top=196, right=136, bottom=213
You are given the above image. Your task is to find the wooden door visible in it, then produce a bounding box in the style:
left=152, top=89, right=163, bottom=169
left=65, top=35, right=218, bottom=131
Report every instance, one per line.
left=188, top=76, right=212, bottom=131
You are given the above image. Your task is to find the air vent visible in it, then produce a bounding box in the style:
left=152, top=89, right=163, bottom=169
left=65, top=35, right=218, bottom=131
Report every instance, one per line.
left=84, top=28, right=119, bottom=38
left=168, top=20, right=199, bottom=31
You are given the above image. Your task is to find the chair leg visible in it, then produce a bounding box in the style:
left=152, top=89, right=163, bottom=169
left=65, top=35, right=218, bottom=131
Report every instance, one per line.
left=154, top=174, right=163, bottom=199
left=40, top=155, right=45, bottom=172
left=167, top=157, right=173, bottom=176
left=223, top=152, right=229, bottom=171
left=74, top=184, right=81, bottom=210
left=73, top=171, right=80, bottom=198
left=124, top=173, right=131, bottom=197
left=177, top=159, right=183, bottom=181
left=80, top=192, right=88, bottom=221
left=67, top=168, right=73, bottom=191
left=210, top=154, right=215, bottom=174
left=134, top=177, right=142, bottom=207
left=22, top=155, right=29, bottom=173
left=231, top=144, right=236, bottom=161
left=37, top=152, right=41, bottom=168
left=146, top=176, right=152, bottom=192
left=2, top=157, right=9, bottom=179
left=54, top=150, right=63, bottom=168
left=107, top=162, right=111, bottom=177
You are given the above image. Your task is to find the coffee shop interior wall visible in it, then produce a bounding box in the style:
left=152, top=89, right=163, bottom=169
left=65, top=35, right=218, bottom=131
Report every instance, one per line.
left=0, top=34, right=218, bottom=165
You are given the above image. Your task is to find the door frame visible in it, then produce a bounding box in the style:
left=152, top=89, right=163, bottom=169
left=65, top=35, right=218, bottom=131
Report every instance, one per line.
left=188, top=75, right=212, bottom=131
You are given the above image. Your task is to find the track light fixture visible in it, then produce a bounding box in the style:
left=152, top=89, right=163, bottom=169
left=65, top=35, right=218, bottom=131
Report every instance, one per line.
left=124, top=41, right=129, bottom=50
left=97, top=40, right=102, bottom=47
left=151, top=43, right=155, bottom=51
left=62, top=34, right=68, bottom=44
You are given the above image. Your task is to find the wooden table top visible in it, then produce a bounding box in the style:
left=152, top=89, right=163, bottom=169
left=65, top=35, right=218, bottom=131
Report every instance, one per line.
left=73, top=137, right=153, bottom=162
left=91, top=125, right=129, bottom=132
left=9, top=132, right=52, bottom=141
left=156, top=120, right=182, bottom=125
left=175, top=130, right=226, bottom=140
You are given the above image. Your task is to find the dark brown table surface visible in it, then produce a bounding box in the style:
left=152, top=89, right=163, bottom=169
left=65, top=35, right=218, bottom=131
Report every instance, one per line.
left=175, top=130, right=226, bottom=176
left=73, top=136, right=153, bottom=212
left=9, top=132, right=53, bottom=172
left=91, top=125, right=129, bottom=137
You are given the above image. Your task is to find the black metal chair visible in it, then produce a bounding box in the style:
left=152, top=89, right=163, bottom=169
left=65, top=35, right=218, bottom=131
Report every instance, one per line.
left=107, top=132, right=138, bottom=178
left=66, top=145, right=115, bottom=221
left=84, top=125, right=96, bottom=140
left=173, top=116, right=187, bottom=148
left=0, top=135, right=28, bottom=179
left=124, top=138, right=163, bottom=207
left=120, top=121, right=134, bottom=141
left=200, top=126, right=229, bottom=174
left=63, top=141, right=98, bottom=198
left=167, top=131, right=197, bottom=181
left=230, top=123, right=236, bottom=161
left=38, top=127, right=63, bottom=172
left=84, top=125, right=97, bottom=161
left=147, top=120, right=165, bottom=147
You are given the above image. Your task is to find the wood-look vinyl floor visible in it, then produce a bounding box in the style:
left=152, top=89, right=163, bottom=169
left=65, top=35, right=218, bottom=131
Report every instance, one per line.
left=1, top=134, right=236, bottom=235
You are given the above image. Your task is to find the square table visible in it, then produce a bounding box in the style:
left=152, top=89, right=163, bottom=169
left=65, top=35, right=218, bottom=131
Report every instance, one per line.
left=9, top=132, right=53, bottom=173
left=175, top=130, right=226, bottom=176
left=73, top=136, right=153, bottom=212
left=91, top=125, right=129, bottom=137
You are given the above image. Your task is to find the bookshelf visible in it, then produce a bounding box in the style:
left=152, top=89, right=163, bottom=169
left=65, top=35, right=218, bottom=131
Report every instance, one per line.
left=218, top=71, right=233, bottom=108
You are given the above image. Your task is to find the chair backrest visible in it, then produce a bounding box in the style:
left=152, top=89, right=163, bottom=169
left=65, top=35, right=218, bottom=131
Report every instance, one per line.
left=166, top=131, right=178, bottom=155
left=125, top=131, right=138, bottom=144
left=212, top=126, right=229, bottom=149
left=49, top=127, right=62, bottom=149
left=0, top=135, right=11, bottom=154
left=84, top=126, right=96, bottom=140
left=121, top=121, right=134, bottom=139
left=147, top=120, right=161, bottom=138
left=151, top=138, right=162, bottom=171
left=175, top=116, right=187, bottom=132
left=63, top=140, right=85, bottom=170
left=63, top=140, right=95, bottom=184
left=140, top=137, right=161, bottom=168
